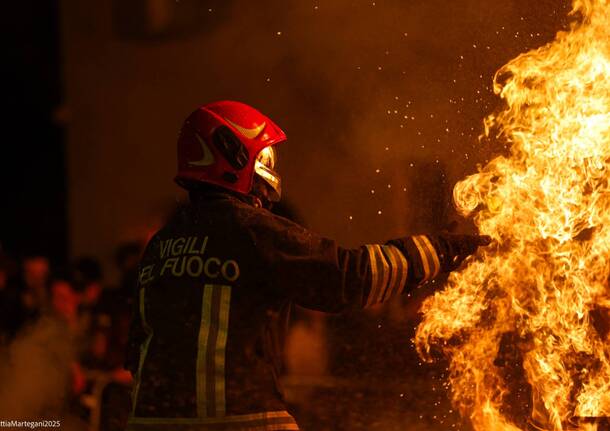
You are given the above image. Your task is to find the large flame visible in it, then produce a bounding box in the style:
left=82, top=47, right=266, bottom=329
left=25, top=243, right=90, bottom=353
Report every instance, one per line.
left=415, top=1, right=610, bottom=430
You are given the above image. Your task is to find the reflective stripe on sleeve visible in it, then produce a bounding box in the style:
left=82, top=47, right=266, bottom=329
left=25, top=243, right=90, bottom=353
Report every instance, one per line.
left=411, top=236, right=431, bottom=281
left=373, top=245, right=390, bottom=304
left=364, top=245, right=381, bottom=306
left=381, top=245, right=409, bottom=299
left=411, top=235, right=440, bottom=282
left=419, top=235, right=440, bottom=279
left=380, top=245, right=399, bottom=302
left=365, top=244, right=409, bottom=306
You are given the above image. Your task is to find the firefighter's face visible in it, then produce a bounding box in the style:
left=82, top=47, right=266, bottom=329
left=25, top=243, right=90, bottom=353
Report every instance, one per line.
left=251, top=176, right=275, bottom=210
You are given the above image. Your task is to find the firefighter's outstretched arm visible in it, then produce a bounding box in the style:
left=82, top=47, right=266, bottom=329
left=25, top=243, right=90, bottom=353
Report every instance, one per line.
left=248, top=210, right=491, bottom=313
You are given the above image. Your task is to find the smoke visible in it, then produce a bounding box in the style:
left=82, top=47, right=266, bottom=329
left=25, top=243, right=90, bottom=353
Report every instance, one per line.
left=0, top=317, right=75, bottom=420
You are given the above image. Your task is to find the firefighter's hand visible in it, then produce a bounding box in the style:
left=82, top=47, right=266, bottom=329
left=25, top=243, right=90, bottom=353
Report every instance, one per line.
left=435, top=233, right=491, bottom=271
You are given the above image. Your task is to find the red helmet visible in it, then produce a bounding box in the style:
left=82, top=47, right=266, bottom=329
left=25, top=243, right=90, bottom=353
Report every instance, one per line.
left=175, top=101, right=285, bottom=201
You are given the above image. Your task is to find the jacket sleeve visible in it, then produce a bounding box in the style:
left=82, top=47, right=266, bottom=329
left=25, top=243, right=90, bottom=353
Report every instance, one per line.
left=245, top=209, right=443, bottom=313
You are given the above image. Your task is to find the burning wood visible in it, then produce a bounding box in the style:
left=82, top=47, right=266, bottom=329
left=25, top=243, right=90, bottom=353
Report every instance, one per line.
left=415, top=0, right=610, bottom=430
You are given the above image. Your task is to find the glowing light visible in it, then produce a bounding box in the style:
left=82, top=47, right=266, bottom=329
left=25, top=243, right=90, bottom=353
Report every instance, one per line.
left=416, top=1, right=610, bottom=430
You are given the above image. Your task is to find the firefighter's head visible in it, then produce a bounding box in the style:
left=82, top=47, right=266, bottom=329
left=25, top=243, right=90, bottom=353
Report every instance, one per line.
left=175, top=101, right=284, bottom=207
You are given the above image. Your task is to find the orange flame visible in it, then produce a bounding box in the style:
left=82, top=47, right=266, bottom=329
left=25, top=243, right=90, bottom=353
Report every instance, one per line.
left=415, top=1, right=610, bottom=430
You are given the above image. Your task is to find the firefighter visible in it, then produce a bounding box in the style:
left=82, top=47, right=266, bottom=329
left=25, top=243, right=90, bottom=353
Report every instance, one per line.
left=125, top=101, right=490, bottom=431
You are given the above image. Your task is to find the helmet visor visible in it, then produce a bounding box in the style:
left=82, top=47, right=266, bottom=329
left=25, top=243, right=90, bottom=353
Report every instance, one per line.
left=254, top=146, right=281, bottom=201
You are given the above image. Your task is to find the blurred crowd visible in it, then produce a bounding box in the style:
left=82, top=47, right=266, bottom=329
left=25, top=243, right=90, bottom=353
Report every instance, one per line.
left=0, top=242, right=143, bottom=429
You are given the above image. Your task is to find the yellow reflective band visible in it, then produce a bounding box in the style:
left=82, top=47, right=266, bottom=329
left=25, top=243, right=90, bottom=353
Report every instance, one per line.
left=379, top=245, right=400, bottom=302
left=366, top=245, right=407, bottom=306
left=392, top=246, right=409, bottom=295
left=131, top=288, right=154, bottom=416
left=374, top=245, right=390, bottom=304
left=214, top=286, right=231, bottom=417
left=365, top=245, right=380, bottom=307
left=412, top=236, right=432, bottom=281
left=197, top=286, right=214, bottom=418
left=197, top=285, right=232, bottom=418
left=419, top=235, right=441, bottom=278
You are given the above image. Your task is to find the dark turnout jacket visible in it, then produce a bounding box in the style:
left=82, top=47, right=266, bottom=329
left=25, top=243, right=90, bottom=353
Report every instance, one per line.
left=125, top=191, right=443, bottom=431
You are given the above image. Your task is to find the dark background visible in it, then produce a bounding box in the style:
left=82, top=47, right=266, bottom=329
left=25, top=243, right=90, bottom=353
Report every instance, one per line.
left=3, top=1, right=66, bottom=265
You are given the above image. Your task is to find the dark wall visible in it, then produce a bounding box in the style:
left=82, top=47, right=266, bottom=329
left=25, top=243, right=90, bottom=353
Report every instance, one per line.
left=2, top=0, right=67, bottom=264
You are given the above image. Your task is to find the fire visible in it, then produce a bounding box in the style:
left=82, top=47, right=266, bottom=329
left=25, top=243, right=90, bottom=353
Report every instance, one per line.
left=415, top=1, right=610, bottom=430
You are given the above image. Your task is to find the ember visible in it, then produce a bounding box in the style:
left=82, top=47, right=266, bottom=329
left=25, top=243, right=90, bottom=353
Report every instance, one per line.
left=415, top=0, right=610, bottom=430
